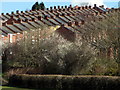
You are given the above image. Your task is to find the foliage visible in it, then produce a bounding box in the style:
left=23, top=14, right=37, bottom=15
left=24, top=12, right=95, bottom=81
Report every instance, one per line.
left=9, top=74, right=120, bottom=89
left=32, top=2, right=45, bottom=10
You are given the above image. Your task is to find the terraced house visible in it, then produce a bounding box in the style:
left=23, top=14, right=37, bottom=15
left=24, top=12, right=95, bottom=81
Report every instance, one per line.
left=0, top=4, right=119, bottom=44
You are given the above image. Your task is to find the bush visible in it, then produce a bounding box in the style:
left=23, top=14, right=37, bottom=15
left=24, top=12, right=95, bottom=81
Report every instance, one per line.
left=9, top=74, right=120, bottom=90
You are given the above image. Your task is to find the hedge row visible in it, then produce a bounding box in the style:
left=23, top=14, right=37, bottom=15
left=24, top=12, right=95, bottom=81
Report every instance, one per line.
left=9, top=74, right=120, bottom=90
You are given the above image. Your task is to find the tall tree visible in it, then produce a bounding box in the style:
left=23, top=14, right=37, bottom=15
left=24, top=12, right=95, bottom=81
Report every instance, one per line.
left=32, top=2, right=45, bottom=10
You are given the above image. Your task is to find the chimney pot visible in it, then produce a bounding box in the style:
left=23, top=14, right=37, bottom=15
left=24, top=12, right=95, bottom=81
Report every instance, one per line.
left=61, top=6, right=64, bottom=8
left=67, top=13, right=70, bottom=16
left=69, top=4, right=72, bottom=8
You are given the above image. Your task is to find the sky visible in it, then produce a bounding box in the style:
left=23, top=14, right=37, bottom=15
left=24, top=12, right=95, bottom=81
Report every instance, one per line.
left=0, top=0, right=120, bottom=13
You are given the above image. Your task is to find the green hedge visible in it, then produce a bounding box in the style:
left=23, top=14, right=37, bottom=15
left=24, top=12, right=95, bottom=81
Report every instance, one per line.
left=9, top=74, right=120, bottom=90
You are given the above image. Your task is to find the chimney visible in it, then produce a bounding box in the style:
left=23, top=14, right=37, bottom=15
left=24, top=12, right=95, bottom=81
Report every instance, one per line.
left=46, top=8, right=49, bottom=10
left=94, top=4, right=97, bottom=7
left=16, top=10, right=19, bottom=13
left=68, top=21, right=74, bottom=26
left=54, top=6, right=56, bottom=9
left=71, top=8, right=73, bottom=10
left=11, top=11, right=14, bottom=14
left=44, top=15, right=48, bottom=19
left=51, top=15, right=55, bottom=19
left=81, top=20, right=85, bottom=25
left=21, top=11, right=23, bottom=13
left=63, top=9, right=66, bottom=11
left=101, top=5, right=104, bottom=8
left=85, top=6, right=88, bottom=9
left=1, top=13, right=4, bottom=15
left=50, top=10, right=53, bottom=13
left=2, top=22, right=7, bottom=26
left=38, top=16, right=42, bottom=20
left=75, top=21, right=80, bottom=26
left=29, top=10, right=32, bottom=12
left=25, top=11, right=28, bottom=13
left=95, top=12, right=99, bottom=15
left=89, top=6, right=91, bottom=9
left=61, top=13, right=65, bottom=16
left=65, top=5, right=67, bottom=8
left=50, top=7, right=53, bottom=10
left=56, top=13, right=60, bottom=17
left=58, top=6, right=60, bottom=9
left=24, top=18, right=29, bottom=22
left=67, top=13, right=71, bottom=16
left=69, top=4, right=72, bottom=8
left=82, top=6, right=85, bottom=10
left=6, top=13, right=10, bottom=16
left=61, top=6, right=64, bottom=9
left=31, top=18, right=35, bottom=21
left=11, top=15, right=14, bottom=19
left=78, top=7, right=81, bottom=10
left=16, top=15, right=20, bottom=18
left=17, top=18, right=22, bottom=23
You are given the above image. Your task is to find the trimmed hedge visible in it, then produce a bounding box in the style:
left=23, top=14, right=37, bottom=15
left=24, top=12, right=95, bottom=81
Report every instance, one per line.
left=9, top=74, right=120, bottom=90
